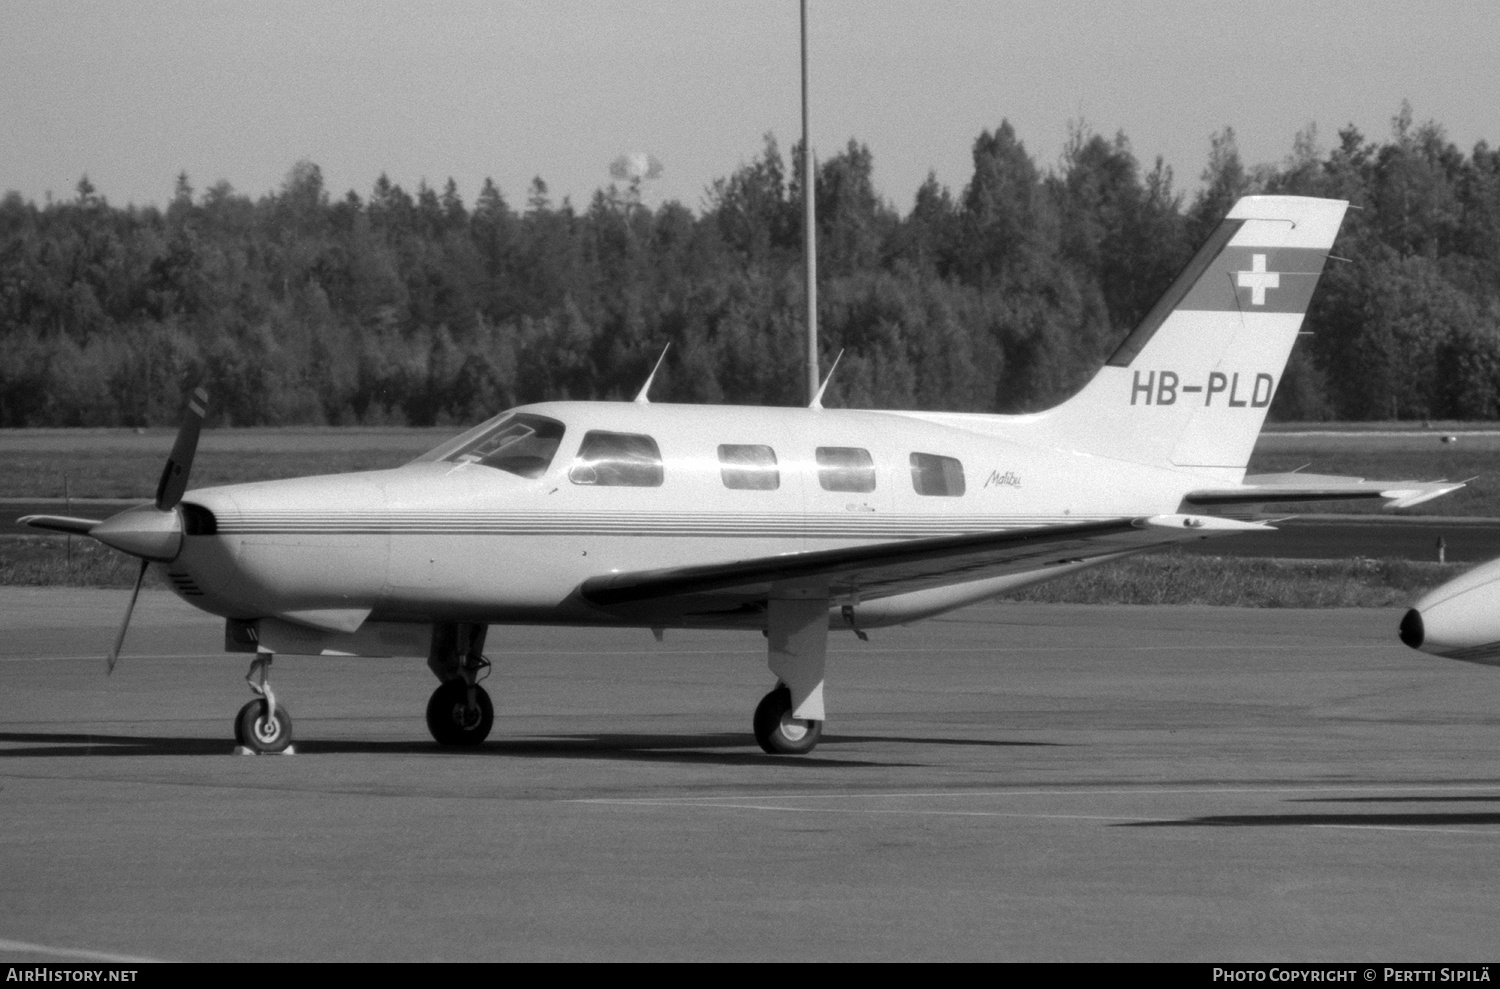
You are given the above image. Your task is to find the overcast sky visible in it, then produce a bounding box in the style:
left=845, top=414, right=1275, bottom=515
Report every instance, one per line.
left=3, top=0, right=1496, bottom=213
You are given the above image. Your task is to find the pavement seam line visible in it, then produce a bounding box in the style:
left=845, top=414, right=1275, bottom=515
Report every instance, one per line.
left=578, top=800, right=1162, bottom=822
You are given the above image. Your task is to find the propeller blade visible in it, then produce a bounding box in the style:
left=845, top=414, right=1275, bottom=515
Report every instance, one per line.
left=155, top=386, right=209, bottom=511
left=107, top=559, right=149, bottom=675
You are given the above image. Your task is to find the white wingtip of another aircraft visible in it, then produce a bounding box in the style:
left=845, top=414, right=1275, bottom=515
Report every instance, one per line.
left=1401, top=556, right=1500, bottom=667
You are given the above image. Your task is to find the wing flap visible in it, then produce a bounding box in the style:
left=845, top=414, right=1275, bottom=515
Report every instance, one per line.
left=1184, top=473, right=1465, bottom=511
left=580, top=514, right=1268, bottom=610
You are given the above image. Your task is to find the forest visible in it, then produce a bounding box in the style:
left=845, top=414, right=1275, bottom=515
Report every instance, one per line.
left=1, top=103, right=1498, bottom=428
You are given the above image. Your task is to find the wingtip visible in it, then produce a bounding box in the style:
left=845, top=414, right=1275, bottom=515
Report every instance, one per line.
left=1382, top=482, right=1467, bottom=510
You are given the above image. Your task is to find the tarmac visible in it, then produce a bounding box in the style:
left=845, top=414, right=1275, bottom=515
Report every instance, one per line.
left=1, top=588, right=1498, bottom=962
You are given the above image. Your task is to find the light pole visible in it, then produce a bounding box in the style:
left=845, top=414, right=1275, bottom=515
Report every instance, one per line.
left=801, top=0, right=819, bottom=406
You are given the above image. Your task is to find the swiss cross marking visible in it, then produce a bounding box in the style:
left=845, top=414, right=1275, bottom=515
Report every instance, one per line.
left=1236, top=254, right=1280, bottom=305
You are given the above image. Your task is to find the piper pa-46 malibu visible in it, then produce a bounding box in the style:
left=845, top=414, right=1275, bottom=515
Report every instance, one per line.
left=21, top=195, right=1462, bottom=755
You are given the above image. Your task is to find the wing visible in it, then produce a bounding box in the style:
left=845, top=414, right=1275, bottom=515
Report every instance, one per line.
left=1183, top=472, right=1464, bottom=511
left=579, top=513, right=1268, bottom=616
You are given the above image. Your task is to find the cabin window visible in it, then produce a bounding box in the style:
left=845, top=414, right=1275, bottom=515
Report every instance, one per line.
left=438, top=412, right=566, bottom=479
left=910, top=452, right=966, bottom=497
left=816, top=447, right=875, bottom=493
left=569, top=431, right=664, bottom=487
left=718, top=444, right=780, bottom=490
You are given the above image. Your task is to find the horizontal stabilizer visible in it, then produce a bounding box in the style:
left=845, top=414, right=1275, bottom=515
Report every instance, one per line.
left=580, top=514, right=1270, bottom=611
left=1183, top=473, right=1465, bottom=511
left=17, top=514, right=103, bottom=536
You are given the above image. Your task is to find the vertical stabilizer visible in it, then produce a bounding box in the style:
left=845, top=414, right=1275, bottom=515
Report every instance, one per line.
left=1036, top=196, right=1347, bottom=478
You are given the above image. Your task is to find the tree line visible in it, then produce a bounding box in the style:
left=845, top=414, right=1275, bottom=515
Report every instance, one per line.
left=2, top=103, right=1497, bottom=427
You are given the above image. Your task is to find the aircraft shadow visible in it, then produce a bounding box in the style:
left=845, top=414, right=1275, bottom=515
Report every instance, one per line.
left=0, top=729, right=919, bottom=769
left=305, top=732, right=912, bottom=768
left=1288, top=795, right=1500, bottom=804
left=821, top=733, right=1063, bottom=748
left=1119, top=811, right=1500, bottom=828
left=0, top=730, right=231, bottom=758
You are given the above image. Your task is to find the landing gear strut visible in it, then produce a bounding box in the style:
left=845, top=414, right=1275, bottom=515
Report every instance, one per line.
left=754, top=588, right=830, bottom=755
left=236, top=654, right=294, bottom=754
left=425, top=622, right=494, bottom=746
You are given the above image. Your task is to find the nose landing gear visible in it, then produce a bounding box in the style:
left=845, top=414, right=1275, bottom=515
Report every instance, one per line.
left=235, top=654, right=294, bottom=754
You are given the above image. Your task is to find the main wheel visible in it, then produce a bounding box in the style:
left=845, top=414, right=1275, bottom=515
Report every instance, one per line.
left=235, top=699, right=293, bottom=754
left=752, top=684, right=822, bottom=755
left=426, top=681, right=494, bottom=746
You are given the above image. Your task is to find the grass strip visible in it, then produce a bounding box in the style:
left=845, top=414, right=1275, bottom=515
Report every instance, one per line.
left=1004, top=553, right=1464, bottom=608
left=0, top=536, right=164, bottom=588
left=0, top=536, right=1469, bottom=608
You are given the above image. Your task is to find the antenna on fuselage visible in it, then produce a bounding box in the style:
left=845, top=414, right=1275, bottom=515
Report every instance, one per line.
left=633, top=343, right=670, bottom=404
left=809, top=349, right=843, bottom=411
left=801, top=0, right=819, bottom=407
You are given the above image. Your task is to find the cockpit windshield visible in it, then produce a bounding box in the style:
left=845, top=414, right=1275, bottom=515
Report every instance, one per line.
left=414, top=412, right=566, bottom=479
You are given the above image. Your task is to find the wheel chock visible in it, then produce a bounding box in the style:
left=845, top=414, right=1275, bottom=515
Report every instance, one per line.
left=233, top=745, right=297, bottom=756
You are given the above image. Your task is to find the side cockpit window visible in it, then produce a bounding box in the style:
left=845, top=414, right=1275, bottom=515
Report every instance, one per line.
left=719, top=444, right=779, bottom=490
left=816, top=447, right=875, bottom=493
left=438, top=414, right=573, bottom=480
left=569, top=431, right=664, bottom=487
left=910, top=452, right=965, bottom=496
left=439, top=413, right=566, bottom=479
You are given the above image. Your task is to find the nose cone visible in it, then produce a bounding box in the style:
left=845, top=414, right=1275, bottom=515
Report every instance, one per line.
left=90, top=503, right=183, bottom=562
left=1398, top=609, right=1424, bottom=649
left=1400, top=556, right=1500, bottom=665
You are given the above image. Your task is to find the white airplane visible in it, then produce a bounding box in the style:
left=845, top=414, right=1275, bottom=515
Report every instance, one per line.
left=20, top=195, right=1462, bottom=755
left=1399, top=559, right=1500, bottom=666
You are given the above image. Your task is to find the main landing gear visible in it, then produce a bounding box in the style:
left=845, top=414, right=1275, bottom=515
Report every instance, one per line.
left=224, top=605, right=837, bottom=755
left=754, top=589, right=831, bottom=756
left=235, top=654, right=294, bottom=754
left=224, top=621, right=496, bottom=752
left=425, top=622, right=494, bottom=747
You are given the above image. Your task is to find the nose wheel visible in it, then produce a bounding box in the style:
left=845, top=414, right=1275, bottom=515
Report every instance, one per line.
left=235, top=698, right=294, bottom=753
left=426, top=680, right=494, bottom=746
left=753, top=683, right=822, bottom=755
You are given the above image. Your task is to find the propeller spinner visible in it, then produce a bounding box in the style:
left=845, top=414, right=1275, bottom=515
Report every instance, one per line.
left=18, top=387, right=209, bottom=673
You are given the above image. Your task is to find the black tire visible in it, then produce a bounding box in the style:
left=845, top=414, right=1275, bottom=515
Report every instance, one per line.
left=426, top=681, right=494, bottom=746
left=752, top=684, right=822, bottom=755
left=235, top=699, right=293, bottom=754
